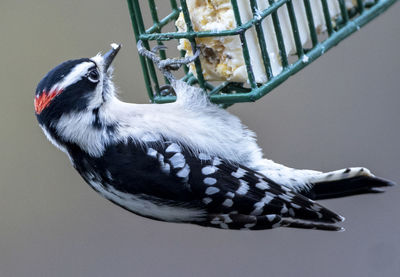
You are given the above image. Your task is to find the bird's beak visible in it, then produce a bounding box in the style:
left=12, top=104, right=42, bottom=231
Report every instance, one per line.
left=103, top=43, right=121, bottom=72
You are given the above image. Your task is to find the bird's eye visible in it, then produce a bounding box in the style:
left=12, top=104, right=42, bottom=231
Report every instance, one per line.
left=87, top=69, right=100, bottom=83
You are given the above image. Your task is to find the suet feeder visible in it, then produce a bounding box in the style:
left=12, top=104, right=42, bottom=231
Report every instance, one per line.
left=127, top=0, right=396, bottom=106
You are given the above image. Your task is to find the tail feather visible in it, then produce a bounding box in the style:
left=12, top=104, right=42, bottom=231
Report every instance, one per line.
left=300, top=167, right=397, bottom=200
left=281, top=219, right=344, bottom=231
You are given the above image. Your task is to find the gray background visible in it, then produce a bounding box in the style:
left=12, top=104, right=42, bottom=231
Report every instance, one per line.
left=1, top=1, right=399, bottom=276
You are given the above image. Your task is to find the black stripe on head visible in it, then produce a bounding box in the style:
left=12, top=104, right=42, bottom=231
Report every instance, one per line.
left=37, top=75, right=99, bottom=127
left=36, top=58, right=92, bottom=96
left=35, top=58, right=100, bottom=126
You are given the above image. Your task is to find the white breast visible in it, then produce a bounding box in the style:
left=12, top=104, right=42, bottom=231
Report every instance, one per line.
left=86, top=174, right=205, bottom=222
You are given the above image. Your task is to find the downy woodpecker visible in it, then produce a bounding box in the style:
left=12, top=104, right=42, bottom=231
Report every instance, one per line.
left=34, top=43, right=396, bottom=231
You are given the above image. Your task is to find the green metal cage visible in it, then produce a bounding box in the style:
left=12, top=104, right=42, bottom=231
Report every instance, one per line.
left=127, top=0, right=396, bottom=106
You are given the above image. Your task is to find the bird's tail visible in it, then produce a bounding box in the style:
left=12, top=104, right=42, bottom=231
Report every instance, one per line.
left=300, top=167, right=397, bottom=200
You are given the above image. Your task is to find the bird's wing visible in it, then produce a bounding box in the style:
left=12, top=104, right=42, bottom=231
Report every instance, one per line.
left=183, top=148, right=344, bottom=230
left=96, top=139, right=344, bottom=230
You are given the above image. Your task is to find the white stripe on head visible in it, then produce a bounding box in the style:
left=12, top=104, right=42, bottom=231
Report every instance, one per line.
left=51, top=61, right=94, bottom=92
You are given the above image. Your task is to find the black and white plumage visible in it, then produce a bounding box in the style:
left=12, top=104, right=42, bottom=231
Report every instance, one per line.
left=34, top=43, right=396, bottom=231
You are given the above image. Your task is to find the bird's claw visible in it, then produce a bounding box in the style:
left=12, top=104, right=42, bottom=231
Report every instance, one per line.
left=158, top=48, right=200, bottom=72
left=137, top=40, right=200, bottom=81
left=159, top=84, right=175, bottom=96
left=151, top=44, right=168, bottom=54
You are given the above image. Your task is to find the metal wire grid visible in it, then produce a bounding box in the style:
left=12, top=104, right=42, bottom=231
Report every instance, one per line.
left=127, top=0, right=396, bottom=105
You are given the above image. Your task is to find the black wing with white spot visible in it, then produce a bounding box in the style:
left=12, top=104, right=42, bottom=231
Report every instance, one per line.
left=82, top=139, right=344, bottom=231
left=182, top=151, right=344, bottom=231
left=140, top=141, right=344, bottom=231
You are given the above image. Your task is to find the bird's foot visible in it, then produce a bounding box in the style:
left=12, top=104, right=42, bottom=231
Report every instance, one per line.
left=159, top=84, right=175, bottom=96
left=137, top=40, right=200, bottom=81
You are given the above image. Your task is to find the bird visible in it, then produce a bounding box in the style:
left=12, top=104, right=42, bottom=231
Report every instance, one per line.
left=34, top=42, right=396, bottom=231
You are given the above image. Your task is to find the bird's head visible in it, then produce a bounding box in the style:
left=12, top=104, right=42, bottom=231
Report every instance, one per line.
left=34, top=43, right=121, bottom=127
left=34, top=44, right=121, bottom=155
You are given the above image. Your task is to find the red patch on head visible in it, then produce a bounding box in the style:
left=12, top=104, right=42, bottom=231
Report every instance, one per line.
left=34, top=88, right=63, bottom=114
